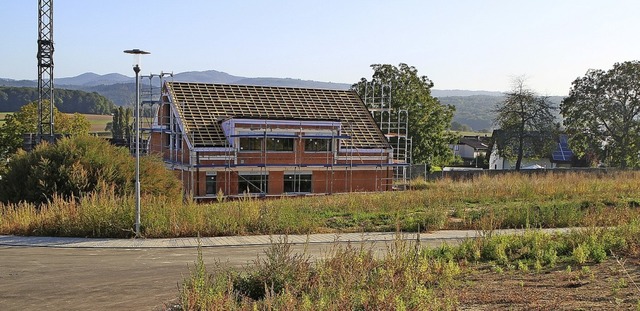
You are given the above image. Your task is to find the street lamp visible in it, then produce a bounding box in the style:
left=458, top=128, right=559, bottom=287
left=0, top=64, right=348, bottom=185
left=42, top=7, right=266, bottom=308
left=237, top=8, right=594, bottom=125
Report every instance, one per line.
left=124, top=48, right=150, bottom=238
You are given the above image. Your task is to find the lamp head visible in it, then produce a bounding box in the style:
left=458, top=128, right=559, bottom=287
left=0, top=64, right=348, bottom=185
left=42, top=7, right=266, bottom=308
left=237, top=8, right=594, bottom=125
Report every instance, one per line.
left=123, top=49, right=150, bottom=69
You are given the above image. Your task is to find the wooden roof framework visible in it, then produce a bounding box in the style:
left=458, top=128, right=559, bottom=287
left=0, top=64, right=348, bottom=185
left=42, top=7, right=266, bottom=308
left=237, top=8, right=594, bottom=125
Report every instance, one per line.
left=165, top=82, right=389, bottom=150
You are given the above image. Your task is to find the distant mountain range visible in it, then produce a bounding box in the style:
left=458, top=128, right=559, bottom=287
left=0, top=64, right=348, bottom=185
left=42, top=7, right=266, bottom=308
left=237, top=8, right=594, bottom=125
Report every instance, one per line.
left=1, top=69, right=558, bottom=131
left=0, top=70, right=505, bottom=97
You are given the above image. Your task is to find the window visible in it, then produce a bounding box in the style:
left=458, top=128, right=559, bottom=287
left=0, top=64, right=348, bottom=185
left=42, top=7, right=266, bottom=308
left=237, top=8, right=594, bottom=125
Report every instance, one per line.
left=238, top=174, right=268, bottom=194
left=239, top=137, right=263, bottom=151
left=205, top=175, right=216, bottom=195
left=266, top=138, right=294, bottom=151
left=304, top=138, right=331, bottom=152
left=284, top=174, right=312, bottom=193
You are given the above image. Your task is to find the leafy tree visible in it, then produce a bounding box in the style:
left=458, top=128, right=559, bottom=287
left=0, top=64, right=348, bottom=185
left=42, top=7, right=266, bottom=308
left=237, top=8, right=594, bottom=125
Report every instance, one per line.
left=124, top=107, right=132, bottom=139
left=450, top=121, right=472, bottom=132
left=0, top=135, right=182, bottom=205
left=561, top=61, right=640, bottom=168
left=111, top=107, right=123, bottom=139
left=493, top=78, right=557, bottom=170
left=0, top=86, right=115, bottom=114
left=352, top=63, right=457, bottom=166
left=110, top=106, right=132, bottom=141
left=0, top=101, right=90, bottom=160
left=66, top=112, right=92, bottom=135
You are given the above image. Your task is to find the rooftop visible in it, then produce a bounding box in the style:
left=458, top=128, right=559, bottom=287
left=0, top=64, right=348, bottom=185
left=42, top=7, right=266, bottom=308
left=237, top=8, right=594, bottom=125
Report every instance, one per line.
left=165, top=82, right=390, bottom=149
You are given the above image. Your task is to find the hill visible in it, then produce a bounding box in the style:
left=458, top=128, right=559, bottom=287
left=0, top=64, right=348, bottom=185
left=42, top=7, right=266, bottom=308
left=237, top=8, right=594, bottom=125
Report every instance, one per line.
left=173, top=70, right=243, bottom=84
left=438, top=95, right=565, bottom=131
left=0, top=86, right=115, bottom=114
left=432, top=89, right=504, bottom=97
left=0, top=78, right=37, bottom=88
left=2, top=70, right=353, bottom=106
left=438, top=95, right=502, bottom=131
left=56, top=72, right=131, bottom=86
left=1, top=71, right=565, bottom=130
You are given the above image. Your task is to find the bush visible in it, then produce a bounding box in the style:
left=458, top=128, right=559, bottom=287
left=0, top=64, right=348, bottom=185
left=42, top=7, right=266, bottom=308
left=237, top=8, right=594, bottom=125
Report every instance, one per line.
left=233, top=237, right=313, bottom=300
left=571, top=244, right=589, bottom=265
left=0, top=135, right=181, bottom=205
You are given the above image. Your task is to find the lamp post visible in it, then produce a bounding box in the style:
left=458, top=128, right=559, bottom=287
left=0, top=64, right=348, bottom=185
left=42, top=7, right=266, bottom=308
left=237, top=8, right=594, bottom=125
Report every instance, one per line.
left=124, top=48, right=150, bottom=238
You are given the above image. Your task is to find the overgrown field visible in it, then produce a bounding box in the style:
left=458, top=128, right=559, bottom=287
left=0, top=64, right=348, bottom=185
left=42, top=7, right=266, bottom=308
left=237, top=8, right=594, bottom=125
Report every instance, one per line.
left=81, top=113, right=112, bottom=132
left=1, top=171, right=639, bottom=238
left=174, top=171, right=640, bottom=310
left=178, top=224, right=640, bottom=310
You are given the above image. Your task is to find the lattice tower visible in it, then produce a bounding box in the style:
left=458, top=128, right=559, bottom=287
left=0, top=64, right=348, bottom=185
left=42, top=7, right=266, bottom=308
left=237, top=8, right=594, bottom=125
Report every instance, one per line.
left=37, top=0, right=55, bottom=142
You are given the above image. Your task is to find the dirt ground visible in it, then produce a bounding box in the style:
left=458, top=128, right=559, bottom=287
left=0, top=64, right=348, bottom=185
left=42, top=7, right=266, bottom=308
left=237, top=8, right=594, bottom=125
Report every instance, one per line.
left=456, top=256, right=640, bottom=310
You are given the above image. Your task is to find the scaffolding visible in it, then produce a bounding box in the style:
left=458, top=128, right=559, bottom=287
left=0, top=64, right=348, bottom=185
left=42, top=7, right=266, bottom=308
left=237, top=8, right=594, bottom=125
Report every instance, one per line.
left=136, top=71, right=173, bottom=155
left=362, top=82, right=412, bottom=186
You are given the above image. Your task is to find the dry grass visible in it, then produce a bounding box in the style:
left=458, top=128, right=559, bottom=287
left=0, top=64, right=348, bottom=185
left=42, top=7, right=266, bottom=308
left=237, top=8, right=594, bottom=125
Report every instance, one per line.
left=178, top=222, right=640, bottom=310
left=1, top=171, right=639, bottom=238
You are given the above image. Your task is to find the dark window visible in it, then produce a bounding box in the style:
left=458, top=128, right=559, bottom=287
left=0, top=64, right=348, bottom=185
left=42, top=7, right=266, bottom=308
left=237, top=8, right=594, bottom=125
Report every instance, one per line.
left=205, top=175, right=217, bottom=195
left=266, top=138, right=294, bottom=151
left=238, top=174, right=268, bottom=194
left=164, top=133, right=170, bottom=146
left=284, top=174, right=312, bottom=193
left=239, top=137, right=263, bottom=151
left=304, top=139, right=331, bottom=152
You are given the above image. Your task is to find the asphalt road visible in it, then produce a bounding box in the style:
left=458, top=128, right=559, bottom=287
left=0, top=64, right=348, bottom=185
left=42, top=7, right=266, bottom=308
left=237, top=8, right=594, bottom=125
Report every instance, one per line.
left=0, top=241, right=405, bottom=310
left=0, top=228, right=571, bottom=310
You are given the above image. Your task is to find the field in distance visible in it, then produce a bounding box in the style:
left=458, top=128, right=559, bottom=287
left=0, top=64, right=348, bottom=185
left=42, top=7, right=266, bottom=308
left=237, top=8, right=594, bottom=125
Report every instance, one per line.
left=0, top=112, right=111, bottom=133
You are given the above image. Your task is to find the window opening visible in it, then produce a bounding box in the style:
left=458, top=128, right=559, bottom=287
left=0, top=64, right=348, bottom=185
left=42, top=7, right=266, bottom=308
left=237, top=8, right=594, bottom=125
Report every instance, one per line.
left=284, top=174, right=312, bottom=193
left=266, top=138, right=294, bottom=151
left=304, top=138, right=331, bottom=152
left=205, top=174, right=217, bottom=195
left=238, top=174, right=268, bottom=194
left=239, top=137, right=263, bottom=151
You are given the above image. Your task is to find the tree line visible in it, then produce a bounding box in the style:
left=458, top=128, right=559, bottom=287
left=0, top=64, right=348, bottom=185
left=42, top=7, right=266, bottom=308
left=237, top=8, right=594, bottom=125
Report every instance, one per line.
left=351, top=61, right=640, bottom=171
left=494, top=61, right=640, bottom=169
left=0, top=86, right=115, bottom=115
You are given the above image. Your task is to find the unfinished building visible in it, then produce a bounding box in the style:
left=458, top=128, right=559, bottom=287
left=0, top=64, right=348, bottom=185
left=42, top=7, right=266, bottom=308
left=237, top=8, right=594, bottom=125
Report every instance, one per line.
left=145, top=81, right=400, bottom=199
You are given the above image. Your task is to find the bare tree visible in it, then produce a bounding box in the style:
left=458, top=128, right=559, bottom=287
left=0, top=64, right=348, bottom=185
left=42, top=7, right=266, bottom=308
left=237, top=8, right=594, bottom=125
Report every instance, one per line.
left=494, top=77, right=557, bottom=170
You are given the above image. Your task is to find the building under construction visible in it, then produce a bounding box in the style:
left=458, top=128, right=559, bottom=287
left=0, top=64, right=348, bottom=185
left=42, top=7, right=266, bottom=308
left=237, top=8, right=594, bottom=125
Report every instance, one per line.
left=141, top=80, right=410, bottom=200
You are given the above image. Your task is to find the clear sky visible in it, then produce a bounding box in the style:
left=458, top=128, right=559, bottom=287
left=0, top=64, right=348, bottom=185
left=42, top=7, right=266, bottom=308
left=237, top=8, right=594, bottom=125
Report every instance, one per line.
left=2, top=0, right=640, bottom=95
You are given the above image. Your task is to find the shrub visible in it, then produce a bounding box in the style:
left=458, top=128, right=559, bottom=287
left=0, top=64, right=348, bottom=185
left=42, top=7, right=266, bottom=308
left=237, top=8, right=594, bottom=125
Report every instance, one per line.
left=0, top=135, right=181, bottom=205
left=233, top=237, right=313, bottom=300
left=572, top=244, right=589, bottom=265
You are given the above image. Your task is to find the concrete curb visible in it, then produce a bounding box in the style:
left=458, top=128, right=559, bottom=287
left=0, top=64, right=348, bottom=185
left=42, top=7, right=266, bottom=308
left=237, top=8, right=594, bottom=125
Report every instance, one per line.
left=0, top=228, right=573, bottom=249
